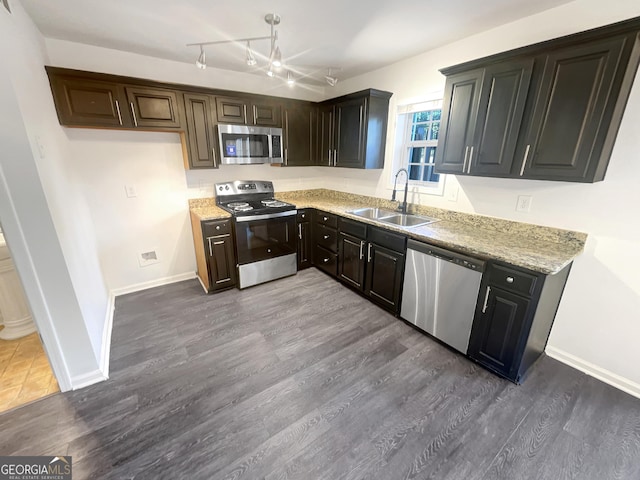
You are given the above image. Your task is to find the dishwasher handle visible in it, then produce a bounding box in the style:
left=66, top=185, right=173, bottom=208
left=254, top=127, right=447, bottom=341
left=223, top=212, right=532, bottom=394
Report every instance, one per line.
left=407, top=239, right=485, bottom=272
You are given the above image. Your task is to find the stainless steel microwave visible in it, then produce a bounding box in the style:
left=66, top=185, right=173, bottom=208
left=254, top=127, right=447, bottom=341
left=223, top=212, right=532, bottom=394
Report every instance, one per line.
left=218, top=124, right=283, bottom=165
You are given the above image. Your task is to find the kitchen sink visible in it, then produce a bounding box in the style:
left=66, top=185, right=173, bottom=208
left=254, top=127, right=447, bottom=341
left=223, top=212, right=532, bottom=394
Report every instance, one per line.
left=348, top=207, right=398, bottom=219
left=378, top=214, right=439, bottom=228
left=348, top=208, right=438, bottom=228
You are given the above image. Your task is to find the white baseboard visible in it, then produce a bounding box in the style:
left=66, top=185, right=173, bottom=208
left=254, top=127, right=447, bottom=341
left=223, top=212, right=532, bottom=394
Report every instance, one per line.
left=110, top=272, right=196, bottom=297
left=70, top=369, right=108, bottom=390
left=546, top=346, right=640, bottom=399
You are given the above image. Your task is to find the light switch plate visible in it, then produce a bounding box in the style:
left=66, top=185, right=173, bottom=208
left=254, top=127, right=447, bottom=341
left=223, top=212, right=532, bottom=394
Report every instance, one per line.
left=516, top=195, right=533, bottom=212
left=125, top=185, right=137, bottom=198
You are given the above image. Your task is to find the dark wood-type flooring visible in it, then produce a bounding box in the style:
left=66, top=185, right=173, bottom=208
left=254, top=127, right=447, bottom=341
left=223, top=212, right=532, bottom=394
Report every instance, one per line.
left=2, top=268, right=640, bottom=479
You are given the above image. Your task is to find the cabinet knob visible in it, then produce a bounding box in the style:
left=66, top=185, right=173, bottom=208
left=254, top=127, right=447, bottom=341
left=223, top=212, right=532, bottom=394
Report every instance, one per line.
left=323, top=234, right=330, bottom=240
left=301, top=214, right=305, bottom=219
left=216, top=225, right=221, bottom=231
left=506, top=276, right=514, bottom=283
left=323, top=258, right=329, bottom=263
left=267, top=248, right=272, bottom=253
left=323, top=216, right=328, bottom=221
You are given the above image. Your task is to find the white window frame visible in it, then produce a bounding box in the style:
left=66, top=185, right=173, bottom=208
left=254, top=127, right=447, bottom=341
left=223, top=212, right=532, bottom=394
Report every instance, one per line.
left=392, top=100, right=445, bottom=196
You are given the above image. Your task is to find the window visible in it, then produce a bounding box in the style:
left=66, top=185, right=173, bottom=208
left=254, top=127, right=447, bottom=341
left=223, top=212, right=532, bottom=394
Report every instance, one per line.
left=393, top=100, right=444, bottom=194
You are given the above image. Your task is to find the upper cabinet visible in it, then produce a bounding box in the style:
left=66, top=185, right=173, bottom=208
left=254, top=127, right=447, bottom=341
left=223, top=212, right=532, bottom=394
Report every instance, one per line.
left=183, top=93, right=217, bottom=169
left=215, top=95, right=282, bottom=127
left=319, top=89, right=393, bottom=169
left=48, top=75, right=131, bottom=128
left=435, top=19, right=640, bottom=183
left=282, top=101, right=316, bottom=166
left=125, top=86, right=183, bottom=129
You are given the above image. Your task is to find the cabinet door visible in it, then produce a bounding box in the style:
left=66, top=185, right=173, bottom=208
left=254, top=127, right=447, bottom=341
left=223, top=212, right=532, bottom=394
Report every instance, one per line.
left=216, top=96, right=248, bottom=124
left=50, top=76, right=130, bottom=127
left=205, top=233, right=237, bottom=292
left=183, top=94, right=216, bottom=168
left=297, top=220, right=312, bottom=270
left=338, top=232, right=366, bottom=290
left=519, top=36, right=626, bottom=181
left=365, top=243, right=405, bottom=313
left=125, top=87, right=182, bottom=129
left=283, top=103, right=315, bottom=166
left=317, top=104, right=334, bottom=166
left=468, top=286, right=529, bottom=379
left=434, top=69, right=484, bottom=174
left=251, top=101, right=282, bottom=127
left=471, top=59, right=533, bottom=176
left=335, top=97, right=366, bottom=168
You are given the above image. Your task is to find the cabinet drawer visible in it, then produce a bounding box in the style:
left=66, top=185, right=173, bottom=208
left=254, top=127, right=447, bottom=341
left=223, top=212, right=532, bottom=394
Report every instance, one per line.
left=339, top=217, right=367, bottom=239
left=314, top=245, right=337, bottom=277
left=368, top=226, right=406, bottom=252
left=203, top=219, right=232, bottom=237
left=297, top=210, right=310, bottom=222
left=316, top=224, right=338, bottom=252
left=316, top=211, right=338, bottom=228
left=487, top=264, right=538, bottom=297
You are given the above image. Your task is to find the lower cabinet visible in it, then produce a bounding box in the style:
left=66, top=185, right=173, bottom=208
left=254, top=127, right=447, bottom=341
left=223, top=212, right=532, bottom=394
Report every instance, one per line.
left=337, top=217, right=406, bottom=314
left=191, top=216, right=237, bottom=293
left=296, top=210, right=312, bottom=270
left=467, top=261, right=571, bottom=383
left=313, top=211, right=339, bottom=277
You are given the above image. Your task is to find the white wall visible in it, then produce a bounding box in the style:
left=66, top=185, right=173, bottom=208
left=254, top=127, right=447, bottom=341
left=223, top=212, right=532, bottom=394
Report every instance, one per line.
left=0, top=1, right=103, bottom=388
left=329, top=0, right=640, bottom=393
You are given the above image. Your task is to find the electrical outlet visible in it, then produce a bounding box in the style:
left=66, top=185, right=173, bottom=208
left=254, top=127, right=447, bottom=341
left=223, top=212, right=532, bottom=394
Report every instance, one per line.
left=138, top=250, right=159, bottom=267
left=446, top=185, right=459, bottom=202
left=125, top=185, right=137, bottom=198
left=516, top=195, right=533, bottom=212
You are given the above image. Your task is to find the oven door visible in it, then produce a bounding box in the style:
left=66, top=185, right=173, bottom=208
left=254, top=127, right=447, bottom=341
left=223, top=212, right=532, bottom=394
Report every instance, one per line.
left=234, top=211, right=297, bottom=265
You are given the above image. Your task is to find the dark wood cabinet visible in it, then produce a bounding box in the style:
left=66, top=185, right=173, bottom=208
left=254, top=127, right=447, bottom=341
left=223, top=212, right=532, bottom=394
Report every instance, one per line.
left=337, top=218, right=406, bottom=313
left=183, top=93, right=217, bottom=168
left=283, top=102, right=316, bottom=166
left=202, top=219, right=237, bottom=292
left=435, top=69, right=484, bottom=174
left=338, top=231, right=367, bottom=289
left=318, top=89, right=392, bottom=169
left=125, top=86, right=183, bottom=129
left=316, top=104, right=335, bottom=166
left=334, top=97, right=366, bottom=168
left=468, top=261, right=571, bottom=383
left=296, top=210, right=312, bottom=270
left=519, top=36, right=629, bottom=181
left=471, top=59, right=533, bottom=176
left=312, top=211, right=338, bottom=277
left=48, top=76, right=131, bottom=128
left=215, top=95, right=282, bottom=127
left=435, top=20, right=640, bottom=182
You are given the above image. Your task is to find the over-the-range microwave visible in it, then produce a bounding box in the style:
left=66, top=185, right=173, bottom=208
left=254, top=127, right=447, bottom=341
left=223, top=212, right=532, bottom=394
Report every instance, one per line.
left=218, top=124, right=283, bottom=165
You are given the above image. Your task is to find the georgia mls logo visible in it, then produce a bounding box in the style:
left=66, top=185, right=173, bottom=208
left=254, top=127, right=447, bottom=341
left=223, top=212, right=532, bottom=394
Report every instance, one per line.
left=0, top=455, right=72, bottom=479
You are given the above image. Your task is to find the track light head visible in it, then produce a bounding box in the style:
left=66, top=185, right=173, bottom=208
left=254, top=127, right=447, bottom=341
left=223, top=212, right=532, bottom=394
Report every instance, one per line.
left=196, top=46, right=206, bottom=69
left=267, top=65, right=275, bottom=78
left=272, top=46, right=282, bottom=69
left=286, top=71, right=295, bottom=86
left=246, top=42, right=257, bottom=66
left=325, top=75, right=337, bottom=87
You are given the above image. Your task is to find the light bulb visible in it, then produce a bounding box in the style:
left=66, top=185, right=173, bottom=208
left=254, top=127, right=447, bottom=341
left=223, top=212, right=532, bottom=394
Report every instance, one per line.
left=272, top=46, right=282, bottom=68
left=246, top=42, right=257, bottom=66
left=286, top=71, right=295, bottom=86
left=196, top=46, right=206, bottom=69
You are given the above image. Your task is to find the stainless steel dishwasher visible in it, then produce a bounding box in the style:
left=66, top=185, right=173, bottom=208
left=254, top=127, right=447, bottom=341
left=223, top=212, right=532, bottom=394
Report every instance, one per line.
left=401, top=239, right=485, bottom=354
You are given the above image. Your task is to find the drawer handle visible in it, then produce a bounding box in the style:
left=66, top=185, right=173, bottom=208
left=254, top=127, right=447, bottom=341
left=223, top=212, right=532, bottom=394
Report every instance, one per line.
left=482, top=286, right=491, bottom=314
left=323, top=258, right=329, bottom=263
left=506, top=276, right=514, bottom=284
left=323, top=234, right=330, bottom=240
left=298, top=224, right=302, bottom=240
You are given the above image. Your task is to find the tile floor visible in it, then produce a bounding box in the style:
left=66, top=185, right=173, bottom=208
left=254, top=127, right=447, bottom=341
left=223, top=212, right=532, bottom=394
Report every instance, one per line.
left=0, top=330, right=58, bottom=413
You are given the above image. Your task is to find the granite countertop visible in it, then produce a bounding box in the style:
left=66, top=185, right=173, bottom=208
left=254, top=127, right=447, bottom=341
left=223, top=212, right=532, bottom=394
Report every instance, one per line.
left=189, top=189, right=587, bottom=275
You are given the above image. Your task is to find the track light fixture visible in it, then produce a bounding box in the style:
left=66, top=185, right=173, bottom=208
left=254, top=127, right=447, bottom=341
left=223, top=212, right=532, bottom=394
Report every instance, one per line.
left=245, top=41, right=257, bottom=66
left=196, top=45, right=206, bottom=69
left=187, top=13, right=339, bottom=86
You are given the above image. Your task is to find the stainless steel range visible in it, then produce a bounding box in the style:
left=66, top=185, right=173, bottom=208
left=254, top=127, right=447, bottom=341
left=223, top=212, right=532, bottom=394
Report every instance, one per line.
left=215, top=180, right=297, bottom=289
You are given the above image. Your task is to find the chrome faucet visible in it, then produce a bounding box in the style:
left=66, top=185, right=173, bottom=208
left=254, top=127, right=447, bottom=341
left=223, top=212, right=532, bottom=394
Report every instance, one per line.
left=392, top=168, right=409, bottom=214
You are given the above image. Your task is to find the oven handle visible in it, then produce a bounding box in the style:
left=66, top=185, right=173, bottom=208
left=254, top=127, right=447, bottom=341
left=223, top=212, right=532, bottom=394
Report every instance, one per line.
left=235, top=210, right=298, bottom=222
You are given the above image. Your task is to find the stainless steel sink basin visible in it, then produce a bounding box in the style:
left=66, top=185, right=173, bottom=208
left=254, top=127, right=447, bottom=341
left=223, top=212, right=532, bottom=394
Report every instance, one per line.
left=378, top=214, right=439, bottom=228
left=348, top=207, right=398, bottom=219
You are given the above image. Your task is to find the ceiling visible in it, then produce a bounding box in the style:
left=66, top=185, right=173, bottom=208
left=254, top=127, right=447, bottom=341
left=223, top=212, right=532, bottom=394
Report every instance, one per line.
left=21, top=0, right=575, bottom=85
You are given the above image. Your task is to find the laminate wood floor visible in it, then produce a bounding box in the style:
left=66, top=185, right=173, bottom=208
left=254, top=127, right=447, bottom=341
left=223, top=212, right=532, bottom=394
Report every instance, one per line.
left=1, top=268, right=639, bottom=479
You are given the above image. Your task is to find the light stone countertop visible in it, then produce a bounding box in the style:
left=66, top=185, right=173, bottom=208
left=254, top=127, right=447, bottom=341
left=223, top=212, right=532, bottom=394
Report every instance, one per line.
left=189, top=189, right=587, bottom=275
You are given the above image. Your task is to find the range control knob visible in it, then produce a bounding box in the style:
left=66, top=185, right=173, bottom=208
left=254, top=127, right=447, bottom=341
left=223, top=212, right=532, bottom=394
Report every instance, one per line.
left=225, top=185, right=230, bottom=190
